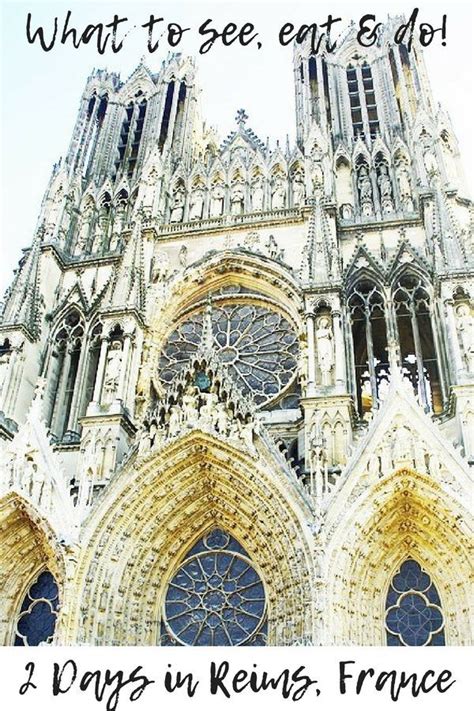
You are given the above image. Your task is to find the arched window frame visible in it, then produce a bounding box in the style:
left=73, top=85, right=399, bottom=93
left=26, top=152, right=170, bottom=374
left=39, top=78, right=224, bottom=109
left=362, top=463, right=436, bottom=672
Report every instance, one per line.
left=160, top=528, right=268, bottom=647
left=46, top=308, right=86, bottom=440
left=347, top=279, right=389, bottom=417
left=13, top=569, right=60, bottom=647
left=392, top=272, right=444, bottom=413
left=384, top=559, right=445, bottom=646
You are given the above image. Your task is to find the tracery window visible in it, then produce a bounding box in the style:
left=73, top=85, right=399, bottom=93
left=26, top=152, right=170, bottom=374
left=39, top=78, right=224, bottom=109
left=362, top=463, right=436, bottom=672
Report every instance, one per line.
left=346, top=62, right=379, bottom=140
left=161, top=529, right=267, bottom=646
left=14, top=571, right=59, bottom=646
left=47, top=309, right=85, bottom=439
left=348, top=281, right=389, bottom=417
left=393, top=274, right=442, bottom=413
left=159, top=297, right=298, bottom=407
left=385, top=559, right=445, bottom=646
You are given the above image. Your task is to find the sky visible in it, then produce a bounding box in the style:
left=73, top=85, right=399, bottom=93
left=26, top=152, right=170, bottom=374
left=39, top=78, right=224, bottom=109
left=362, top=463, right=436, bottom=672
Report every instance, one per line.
left=1, top=0, right=473, bottom=294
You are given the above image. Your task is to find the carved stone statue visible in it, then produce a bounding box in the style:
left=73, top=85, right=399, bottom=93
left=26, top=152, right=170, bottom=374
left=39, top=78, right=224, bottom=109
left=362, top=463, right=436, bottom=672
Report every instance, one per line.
left=189, top=186, right=205, bottom=221
left=30, top=460, right=45, bottom=502
left=315, top=316, right=334, bottom=386
left=357, top=166, right=373, bottom=216
left=168, top=404, right=182, bottom=437
left=422, top=141, right=438, bottom=176
left=215, top=402, right=229, bottom=435
left=75, top=202, right=95, bottom=254
left=251, top=176, right=264, bottom=212
left=377, top=164, right=394, bottom=213
left=209, top=183, right=224, bottom=217
left=179, top=245, right=188, bottom=268
left=230, top=182, right=245, bottom=215
left=103, top=341, right=122, bottom=403
left=271, top=177, right=286, bottom=209
left=182, top=385, right=199, bottom=426
left=292, top=173, right=305, bottom=207
left=395, top=159, right=413, bottom=212
left=199, top=387, right=219, bottom=427
left=169, top=187, right=185, bottom=223
left=456, top=303, right=474, bottom=372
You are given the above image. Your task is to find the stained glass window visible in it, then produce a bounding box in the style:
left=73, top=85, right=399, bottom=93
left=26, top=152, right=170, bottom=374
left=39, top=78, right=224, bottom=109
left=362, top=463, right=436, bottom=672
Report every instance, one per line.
left=385, top=559, right=445, bottom=646
left=14, top=571, right=59, bottom=646
left=159, top=302, right=298, bottom=406
left=161, top=529, right=267, bottom=646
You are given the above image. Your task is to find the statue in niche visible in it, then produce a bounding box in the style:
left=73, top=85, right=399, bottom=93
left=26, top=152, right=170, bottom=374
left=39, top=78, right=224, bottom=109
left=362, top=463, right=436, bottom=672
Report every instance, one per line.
left=230, top=182, right=245, bottom=215
left=27, top=459, right=44, bottom=502
left=168, top=404, right=182, bottom=437
left=292, top=172, right=305, bottom=207
left=179, top=244, right=188, bottom=268
left=215, top=402, right=229, bottom=435
left=308, top=418, right=326, bottom=497
left=103, top=340, right=122, bottom=403
left=200, top=386, right=219, bottom=427
left=142, top=170, right=158, bottom=212
left=251, top=175, right=264, bottom=212
left=377, top=164, right=394, bottom=213
left=239, top=418, right=256, bottom=453
left=315, top=316, right=334, bottom=386
left=182, top=385, right=199, bottom=426
left=310, top=145, right=325, bottom=191
left=395, top=159, right=413, bottom=211
left=209, top=182, right=225, bottom=216
left=422, top=141, right=438, bottom=176
left=456, top=302, right=474, bottom=372
left=189, top=185, right=205, bottom=221
left=151, top=251, right=171, bottom=283
left=75, top=202, right=94, bottom=254
left=271, top=177, right=286, bottom=209
left=392, top=425, right=413, bottom=465
left=169, top=186, right=185, bottom=223
left=357, top=165, right=373, bottom=216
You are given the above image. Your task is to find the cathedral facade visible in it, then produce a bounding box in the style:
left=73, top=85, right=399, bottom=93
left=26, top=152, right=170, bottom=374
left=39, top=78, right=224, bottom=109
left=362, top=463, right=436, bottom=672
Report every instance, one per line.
left=0, top=21, right=472, bottom=647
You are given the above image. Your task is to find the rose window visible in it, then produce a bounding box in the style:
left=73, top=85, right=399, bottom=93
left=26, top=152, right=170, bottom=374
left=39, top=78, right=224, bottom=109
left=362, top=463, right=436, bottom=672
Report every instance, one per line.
left=159, top=302, right=298, bottom=406
left=385, top=559, right=445, bottom=646
left=161, top=529, right=267, bottom=646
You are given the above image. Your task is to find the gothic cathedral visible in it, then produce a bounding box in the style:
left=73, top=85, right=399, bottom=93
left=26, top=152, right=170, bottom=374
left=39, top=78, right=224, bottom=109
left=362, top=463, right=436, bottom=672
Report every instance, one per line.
left=0, top=21, right=472, bottom=647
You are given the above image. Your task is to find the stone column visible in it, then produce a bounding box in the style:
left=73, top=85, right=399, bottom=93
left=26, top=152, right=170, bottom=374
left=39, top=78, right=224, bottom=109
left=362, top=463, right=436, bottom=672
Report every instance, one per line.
left=116, top=335, right=131, bottom=402
left=445, top=299, right=463, bottom=378
left=66, top=340, right=89, bottom=433
left=92, top=337, right=109, bottom=403
left=50, top=348, right=72, bottom=436
left=332, top=310, right=346, bottom=388
left=306, top=312, right=316, bottom=394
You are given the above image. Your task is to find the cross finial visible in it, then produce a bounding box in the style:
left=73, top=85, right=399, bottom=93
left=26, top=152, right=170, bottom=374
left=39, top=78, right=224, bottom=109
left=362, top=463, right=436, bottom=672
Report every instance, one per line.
left=235, top=108, right=248, bottom=129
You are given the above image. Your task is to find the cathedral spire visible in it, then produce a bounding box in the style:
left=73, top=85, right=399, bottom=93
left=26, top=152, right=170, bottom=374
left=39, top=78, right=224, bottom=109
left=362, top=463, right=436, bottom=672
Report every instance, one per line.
left=1, top=226, right=43, bottom=338
left=105, top=213, right=145, bottom=313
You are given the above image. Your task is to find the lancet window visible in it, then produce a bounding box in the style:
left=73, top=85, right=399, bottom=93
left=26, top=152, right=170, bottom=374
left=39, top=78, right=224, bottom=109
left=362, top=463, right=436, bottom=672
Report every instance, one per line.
left=161, top=529, right=267, bottom=646
left=113, top=93, right=147, bottom=180
left=346, top=62, right=379, bottom=140
left=385, top=559, right=445, bottom=646
left=14, top=571, right=59, bottom=646
left=47, top=309, right=85, bottom=440
left=159, top=81, right=175, bottom=150
left=348, top=281, right=389, bottom=417
left=393, top=274, right=442, bottom=413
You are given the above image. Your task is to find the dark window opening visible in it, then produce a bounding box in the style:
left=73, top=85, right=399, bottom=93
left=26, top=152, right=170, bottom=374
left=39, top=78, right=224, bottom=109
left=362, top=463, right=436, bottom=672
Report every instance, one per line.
left=159, top=81, right=175, bottom=151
